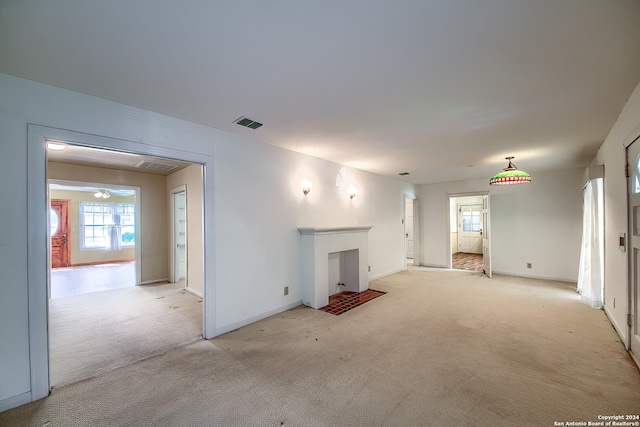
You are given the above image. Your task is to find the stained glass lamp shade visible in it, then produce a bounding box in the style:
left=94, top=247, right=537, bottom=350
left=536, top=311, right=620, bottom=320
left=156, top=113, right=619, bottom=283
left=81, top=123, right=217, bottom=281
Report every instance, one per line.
left=489, top=157, right=531, bottom=186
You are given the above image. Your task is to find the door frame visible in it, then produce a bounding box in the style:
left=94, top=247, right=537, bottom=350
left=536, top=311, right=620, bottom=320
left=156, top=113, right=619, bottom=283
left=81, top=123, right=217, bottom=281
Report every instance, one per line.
left=626, top=128, right=640, bottom=359
left=27, top=124, right=216, bottom=402
left=456, top=203, right=483, bottom=254
left=170, top=185, right=187, bottom=285
left=447, top=192, right=489, bottom=270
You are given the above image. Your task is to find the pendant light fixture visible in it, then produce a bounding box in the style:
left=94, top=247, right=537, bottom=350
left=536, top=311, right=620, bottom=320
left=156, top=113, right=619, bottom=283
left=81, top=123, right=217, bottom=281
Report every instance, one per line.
left=489, top=157, right=531, bottom=186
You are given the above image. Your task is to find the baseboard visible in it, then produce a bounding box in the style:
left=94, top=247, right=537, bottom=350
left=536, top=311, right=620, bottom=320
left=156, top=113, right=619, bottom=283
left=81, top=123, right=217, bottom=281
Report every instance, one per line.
left=369, top=268, right=406, bottom=281
left=491, top=270, right=576, bottom=284
left=70, top=259, right=135, bottom=267
left=421, top=263, right=448, bottom=269
left=0, top=391, right=34, bottom=413
left=212, top=300, right=303, bottom=337
left=185, top=287, right=203, bottom=298
left=139, top=278, right=169, bottom=285
left=604, top=305, right=629, bottom=350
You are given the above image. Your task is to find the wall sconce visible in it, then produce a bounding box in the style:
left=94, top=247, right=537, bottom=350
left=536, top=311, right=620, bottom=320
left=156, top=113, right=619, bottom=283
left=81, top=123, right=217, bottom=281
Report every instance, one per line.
left=348, top=186, right=357, bottom=199
left=301, top=180, right=312, bottom=195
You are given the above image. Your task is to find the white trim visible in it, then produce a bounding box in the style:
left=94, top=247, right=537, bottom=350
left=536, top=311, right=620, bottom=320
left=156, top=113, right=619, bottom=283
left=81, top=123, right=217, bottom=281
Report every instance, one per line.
left=169, top=185, right=188, bottom=285
left=490, top=270, right=577, bottom=283
left=604, top=305, right=629, bottom=350
left=139, top=278, right=170, bottom=285
left=0, top=392, right=34, bottom=413
left=403, top=193, right=420, bottom=267
left=623, top=123, right=640, bottom=148
left=185, top=287, right=203, bottom=299
left=27, top=125, right=50, bottom=402
left=370, top=268, right=405, bottom=281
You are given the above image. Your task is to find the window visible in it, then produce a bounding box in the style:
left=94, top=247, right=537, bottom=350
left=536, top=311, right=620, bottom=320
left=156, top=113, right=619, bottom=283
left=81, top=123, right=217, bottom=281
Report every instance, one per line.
left=461, top=205, right=482, bottom=232
left=80, top=201, right=135, bottom=249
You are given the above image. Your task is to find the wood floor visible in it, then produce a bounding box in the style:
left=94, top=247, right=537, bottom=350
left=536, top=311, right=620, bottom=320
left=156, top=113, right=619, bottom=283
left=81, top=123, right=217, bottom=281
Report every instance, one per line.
left=50, top=262, right=135, bottom=298
left=452, top=252, right=483, bottom=271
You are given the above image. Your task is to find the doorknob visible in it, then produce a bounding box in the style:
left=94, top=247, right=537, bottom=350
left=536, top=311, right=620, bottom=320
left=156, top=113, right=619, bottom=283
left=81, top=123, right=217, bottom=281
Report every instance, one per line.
left=406, top=233, right=409, bottom=238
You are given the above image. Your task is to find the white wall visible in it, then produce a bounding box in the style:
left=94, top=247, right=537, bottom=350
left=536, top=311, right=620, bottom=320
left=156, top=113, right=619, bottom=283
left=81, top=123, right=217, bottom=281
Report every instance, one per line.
left=594, top=81, right=640, bottom=344
left=420, top=168, right=583, bottom=282
left=0, top=73, right=416, bottom=409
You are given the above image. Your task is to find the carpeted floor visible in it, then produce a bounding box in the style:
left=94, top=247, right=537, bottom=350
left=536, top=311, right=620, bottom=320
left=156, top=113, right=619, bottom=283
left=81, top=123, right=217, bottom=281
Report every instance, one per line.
left=49, top=281, right=202, bottom=387
left=2, top=268, right=639, bottom=426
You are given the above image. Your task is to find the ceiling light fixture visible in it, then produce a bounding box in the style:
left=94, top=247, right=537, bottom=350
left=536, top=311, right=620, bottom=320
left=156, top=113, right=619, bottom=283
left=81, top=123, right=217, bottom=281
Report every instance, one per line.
left=489, top=157, right=531, bottom=186
left=46, top=141, right=67, bottom=151
left=94, top=189, right=111, bottom=199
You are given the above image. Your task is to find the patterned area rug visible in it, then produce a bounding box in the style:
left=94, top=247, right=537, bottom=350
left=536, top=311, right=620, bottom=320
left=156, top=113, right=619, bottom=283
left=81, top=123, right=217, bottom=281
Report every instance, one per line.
left=319, top=289, right=386, bottom=315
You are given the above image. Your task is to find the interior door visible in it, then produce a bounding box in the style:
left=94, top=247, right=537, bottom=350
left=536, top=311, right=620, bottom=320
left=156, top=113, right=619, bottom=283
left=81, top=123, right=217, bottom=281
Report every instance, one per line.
left=482, top=195, right=492, bottom=278
left=50, top=199, right=70, bottom=268
left=628, top=139, right=640, bottom=359
left=405, top=198, right=414, bottom=259
left=458, top=204, right=483, bottom=254
left=173, top=190, right=187, bottom=284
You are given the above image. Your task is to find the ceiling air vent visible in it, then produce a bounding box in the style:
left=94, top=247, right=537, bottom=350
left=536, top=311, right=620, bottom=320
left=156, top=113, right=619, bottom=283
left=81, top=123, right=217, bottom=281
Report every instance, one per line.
left=135, top=160, right=178, bottom=172
left=234, top=116, right=263, bottom=129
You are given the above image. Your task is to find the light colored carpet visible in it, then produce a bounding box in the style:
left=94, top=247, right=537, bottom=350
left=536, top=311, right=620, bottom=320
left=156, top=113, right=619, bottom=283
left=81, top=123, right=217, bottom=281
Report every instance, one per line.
left=2, top=269, right=639, bottom=426
left=49, top=281, right=203, bottom=386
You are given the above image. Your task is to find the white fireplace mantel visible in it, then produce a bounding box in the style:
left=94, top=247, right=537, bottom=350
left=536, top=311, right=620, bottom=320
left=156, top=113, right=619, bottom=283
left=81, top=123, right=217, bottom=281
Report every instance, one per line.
left=298, top=226, right=373, bottom=309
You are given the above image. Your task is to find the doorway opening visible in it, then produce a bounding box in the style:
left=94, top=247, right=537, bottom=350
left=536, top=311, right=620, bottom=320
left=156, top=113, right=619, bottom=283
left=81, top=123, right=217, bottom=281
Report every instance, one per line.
left=45, top=138, right=205, bottom=388
left=49, top=181, right=139, bottom=298
left=449, top=194, right=489, bottom=274
left=404, top=195, right=418, bottom=267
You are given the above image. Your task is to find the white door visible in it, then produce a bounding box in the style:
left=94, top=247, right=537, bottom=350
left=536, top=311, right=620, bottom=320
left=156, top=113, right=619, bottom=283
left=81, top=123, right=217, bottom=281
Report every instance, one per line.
left=482, top=195, right=492, bottom=278
left=628, top=139, right=640, bottom=359
left=458, top=204, right=483, bottom=254
left=173, top=189, right=187, bottom=284
left=405, top=199, right=414, bottom=259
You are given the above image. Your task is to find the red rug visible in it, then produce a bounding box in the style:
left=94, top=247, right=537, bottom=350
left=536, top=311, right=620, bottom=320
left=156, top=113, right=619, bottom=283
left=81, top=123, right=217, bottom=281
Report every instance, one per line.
left=319, top=289, right=386, bottom=315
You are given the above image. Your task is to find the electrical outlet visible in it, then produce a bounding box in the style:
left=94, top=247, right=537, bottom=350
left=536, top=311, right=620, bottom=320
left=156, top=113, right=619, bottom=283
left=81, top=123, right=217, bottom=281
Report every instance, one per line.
left=284, top=286, right=289, bottom=296
left=526, top=263, right=532, bottom=269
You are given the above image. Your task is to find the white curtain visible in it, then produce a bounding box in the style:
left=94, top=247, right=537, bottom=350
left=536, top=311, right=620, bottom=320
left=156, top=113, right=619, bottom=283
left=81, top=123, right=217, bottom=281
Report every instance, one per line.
left=108, top=213, right=122, bottom=251
left=576, top=178, right=604, bottom=308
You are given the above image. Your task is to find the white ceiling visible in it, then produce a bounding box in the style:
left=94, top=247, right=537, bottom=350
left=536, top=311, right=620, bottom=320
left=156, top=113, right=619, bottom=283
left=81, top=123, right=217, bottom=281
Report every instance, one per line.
left=2, top=1, right=639, bottom=184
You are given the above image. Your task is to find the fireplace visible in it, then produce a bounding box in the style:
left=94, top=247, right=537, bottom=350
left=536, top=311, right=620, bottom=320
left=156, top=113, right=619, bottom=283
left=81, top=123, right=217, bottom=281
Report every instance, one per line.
left=298, top=226, right=373, bottom=309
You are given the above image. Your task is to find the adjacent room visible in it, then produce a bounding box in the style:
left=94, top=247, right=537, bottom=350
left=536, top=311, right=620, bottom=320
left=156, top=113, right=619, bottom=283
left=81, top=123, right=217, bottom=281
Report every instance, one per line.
left=46, top=149, right=206, bottom=387
left=1, top=1, right=640, bottom=425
